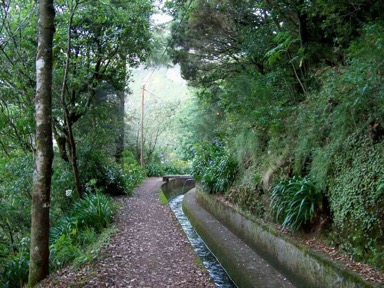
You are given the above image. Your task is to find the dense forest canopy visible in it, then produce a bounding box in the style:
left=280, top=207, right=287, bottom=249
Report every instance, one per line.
left=167, top=0, right=384, bottom=273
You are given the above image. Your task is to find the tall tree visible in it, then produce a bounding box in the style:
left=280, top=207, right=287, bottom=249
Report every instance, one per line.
left=28, top=0, right=55, bottom=286
left=52, top=0, right=152, bottom=196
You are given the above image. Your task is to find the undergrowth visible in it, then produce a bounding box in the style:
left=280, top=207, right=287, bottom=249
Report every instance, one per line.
left=191, top=141, right=238, bottom=194
left=50, top=189, right=116, bottom=270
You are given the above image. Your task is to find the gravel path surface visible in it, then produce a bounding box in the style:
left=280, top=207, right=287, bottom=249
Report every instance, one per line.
left=41, top=177, right=214, bottom=287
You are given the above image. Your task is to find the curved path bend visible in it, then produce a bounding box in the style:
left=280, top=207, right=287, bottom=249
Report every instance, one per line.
left=41, top=177, right=214, bottom=287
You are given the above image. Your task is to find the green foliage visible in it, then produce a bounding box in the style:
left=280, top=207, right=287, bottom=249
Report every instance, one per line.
left=50, top=232, right=83, bottom=270
left=1, top=254, right=29, bottom=288
left=167, top=0, right=384, bottom=271
left=50, top=191, right=115, bottom=270
left=0, top=154, right=32, bottom=286
left=327, top=135, right=384, bottom=268
left=226, top=186, right=265, bottom=218
left=71, top=226, right=116, bottom=269
left=72, top=191, right=115, bottom=232
left=145, top=163, right=165, bottom=177
left=287, top=23, right=384, bottom=268
left=121, top=151, right=145, bottom=194
left=0, top=234, right=30, bottom=288
left=192, top=142, right=238, bottom=194
left=51, top=158, right=77, bottom=219
left=271, top=177, right=323, bottom=231
left=78, top=149, right=144, bottom=196
left=145, top=160, right=191, bottom=177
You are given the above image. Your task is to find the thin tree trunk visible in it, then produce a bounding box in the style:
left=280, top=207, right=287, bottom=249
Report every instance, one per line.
left=60, top=2, right=82, bottom=198
left=28, top=0, right=55, bottom=286
left=115, top=51, right=127, bottom=164
left=115, top=90, right=125, bottom=164
left=65, top=117, right=82, bottom=197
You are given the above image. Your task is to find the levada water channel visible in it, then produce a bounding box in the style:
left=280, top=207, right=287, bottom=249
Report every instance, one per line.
left=168, top=194, right=236, bottom=288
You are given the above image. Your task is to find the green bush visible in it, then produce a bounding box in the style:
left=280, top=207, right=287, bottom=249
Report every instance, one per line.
left=145, top=160, right=191, bottom=177
left=78, top=149, right=144, bottom=196
left=51, top=158, right=76, bottom=220
left=0, top=154, right=33, bottom=287
left=192, top=142, right=238, bottom=194
left=50, top=216, right=79, bottom=243
left=1, top=255, right=29, bottom=288
left=50, top=233, right=82, bottom=269
left=145, top=163, right=165, bottom=177
left=50, top=191, right=115, bottom=270
left=71, top=191, right=114, bottom=232
left=271, top=176, right=324, bottom=231
left=121, top=150, right=145, bottom=194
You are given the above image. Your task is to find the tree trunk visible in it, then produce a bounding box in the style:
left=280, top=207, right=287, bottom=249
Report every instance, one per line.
left=53, top=121, right=69, bottom=162
left=28, top=0, right=55, bottom=286
left=65, top=116, right=83, bottom=198
left=60, top=3, right=82, bottom=198
left=115, top=90, right=125, bottom=164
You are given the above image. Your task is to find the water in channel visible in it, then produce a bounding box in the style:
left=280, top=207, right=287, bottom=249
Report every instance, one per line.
left=168, top=194, right=237, bottom=288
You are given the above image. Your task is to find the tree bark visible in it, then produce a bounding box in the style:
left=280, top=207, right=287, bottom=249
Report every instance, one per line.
left=60, top=2, right=83, bottom=198
left=28, top=0, right=55, bottom=286
left=115, top=90, right=125, bottom=164
left=65, top=115, right=83, bottom=197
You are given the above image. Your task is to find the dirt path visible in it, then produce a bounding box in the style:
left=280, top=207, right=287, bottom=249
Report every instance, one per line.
left=41, top=177, right=214, bottom=287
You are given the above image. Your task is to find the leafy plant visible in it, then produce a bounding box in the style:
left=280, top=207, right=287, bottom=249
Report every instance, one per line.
left=327, top=135, right=384, bottom=267
left=50, top=233, right=82, bottom=270
left=192, top=142, right=238, bottom=194
left=145, top=160, right=191, bottom=177
left=79, top=149, right=144, bottom=196
left=145, top=163, right=165, bottom=177
left=71, top=191, right=115, bottom=232
left=1, top=255, right=29, bottom=288
left=50, top=191, right=115, bottom=270
left=271, top=176, right=323, bottom=231
left=121, top=150, right=145, bottom=194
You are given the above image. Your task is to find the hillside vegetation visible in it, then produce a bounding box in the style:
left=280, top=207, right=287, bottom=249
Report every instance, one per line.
left=167, top=0, right=384, bottom=271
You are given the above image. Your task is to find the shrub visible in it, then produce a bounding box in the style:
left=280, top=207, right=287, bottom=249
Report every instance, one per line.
left=71, top=190, right=115, bottom=232
left=0, top=154, right=33, bottom=287
left=145, top=163, right=165, bottom=177
left=121, top=150, right=145, bottom=193
left=192, top=142, right=238, bottom=194
left=271, top=176, right=323, bottom=231
left=50, top=191, right=115, bottom=270
left=1, top=255, right=29, bottom=288
left=50, top=233, right=82, bottom=269
left=79, top=149, right=144, bottom=196
left=50, top=216, right=79, bottom=243
left=51, top=158, right=76, bottom=219
left=145, top=160, right=191, bottom=177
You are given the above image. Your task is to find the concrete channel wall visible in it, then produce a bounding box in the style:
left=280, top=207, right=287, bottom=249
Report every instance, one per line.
left=191, top=186, right=376, bottom=288
left=161, top=177, right=195, bottom=199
